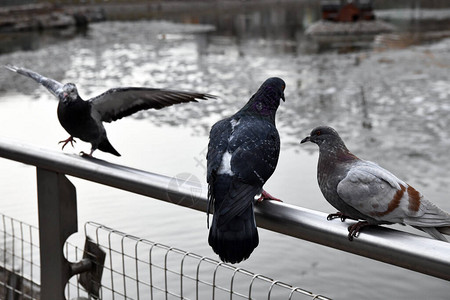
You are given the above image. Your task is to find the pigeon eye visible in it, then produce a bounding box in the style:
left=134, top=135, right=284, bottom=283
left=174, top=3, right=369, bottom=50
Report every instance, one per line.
left=316, top=130, right=321, bottom=136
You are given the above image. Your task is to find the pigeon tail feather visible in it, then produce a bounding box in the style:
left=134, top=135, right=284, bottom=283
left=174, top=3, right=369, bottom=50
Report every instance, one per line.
left=208, top=204, right=259, bottom=264
left=208, top=175, right=259, bottom=263
left=97, top=139, right=121, bottom=156
left=437, top=226, right=450, bottom=236
left=413, top=226, right=449, bottom=242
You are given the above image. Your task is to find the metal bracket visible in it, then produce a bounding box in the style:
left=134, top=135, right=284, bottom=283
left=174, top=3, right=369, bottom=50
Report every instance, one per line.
left=75, top=237, right=106, bottom=299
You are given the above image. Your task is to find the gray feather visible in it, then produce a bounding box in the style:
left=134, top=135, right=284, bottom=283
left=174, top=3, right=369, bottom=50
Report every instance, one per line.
left=413, top=226, right=449, bottom=242
left=89, top=87, right=215, bottom=123
left=4, top=65, right=64, bottom=98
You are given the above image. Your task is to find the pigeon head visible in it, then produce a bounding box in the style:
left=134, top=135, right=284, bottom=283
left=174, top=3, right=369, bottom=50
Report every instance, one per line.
left=241, top=77, right=285, bottom=119
left=301, top=126, right=348, bottom=150
left=256, top=77, right=286, bottom=105
left=261, top=77, right=286, bottom=102
left=61, top=83, right=79, bottom=103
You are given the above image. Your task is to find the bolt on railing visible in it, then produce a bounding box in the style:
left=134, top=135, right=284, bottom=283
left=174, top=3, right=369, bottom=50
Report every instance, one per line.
left=0, top=136, right=449, bottom=299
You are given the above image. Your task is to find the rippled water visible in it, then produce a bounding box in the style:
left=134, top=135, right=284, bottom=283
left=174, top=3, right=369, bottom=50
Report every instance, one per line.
left=0, top=3, right=450, bottom=299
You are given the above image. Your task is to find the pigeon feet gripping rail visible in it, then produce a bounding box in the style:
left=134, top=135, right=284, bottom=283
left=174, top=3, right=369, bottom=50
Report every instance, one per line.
left=59, top=136, right=76, bottom=150
left=327, top=212, right=356, bottom=222
left=80, top=151, right=93, bottom=158
left=256, top=189, right=283, bottom=202
left=347, top=221, right=370, bottom=241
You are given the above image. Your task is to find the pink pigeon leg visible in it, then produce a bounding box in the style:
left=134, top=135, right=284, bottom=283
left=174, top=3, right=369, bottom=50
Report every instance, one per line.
left=58, top=136, right=76, bottom=150
left=256, top=189, right=282, bottom=202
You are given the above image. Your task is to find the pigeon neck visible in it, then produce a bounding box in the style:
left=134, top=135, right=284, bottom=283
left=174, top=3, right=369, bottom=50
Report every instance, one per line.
left=318, top=139, right=358, bottom=163
left=60, top=95, right=83, bottom=105
left=239, top=94, right=279, bottom=123
left=240, top=105, right=277, bottom=123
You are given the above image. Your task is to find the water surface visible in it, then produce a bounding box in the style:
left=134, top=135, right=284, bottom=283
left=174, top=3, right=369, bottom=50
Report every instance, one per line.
left=0, top=3, right=450, bottom=299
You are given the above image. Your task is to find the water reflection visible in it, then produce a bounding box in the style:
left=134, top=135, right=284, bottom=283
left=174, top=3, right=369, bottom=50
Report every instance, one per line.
left=1, top=14, right=449, bottom=185
left=0, top=27, right=88, bottom=54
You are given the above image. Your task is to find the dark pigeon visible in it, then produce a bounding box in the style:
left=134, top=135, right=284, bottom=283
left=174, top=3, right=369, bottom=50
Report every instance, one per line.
left=5, top=65, right=214, bottom=156
left=301, top=126, right=450, bottom=241
left=207, top=77, right=285, bottom=263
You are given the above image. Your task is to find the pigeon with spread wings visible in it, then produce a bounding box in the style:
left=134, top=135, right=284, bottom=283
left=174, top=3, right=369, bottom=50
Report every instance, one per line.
left=5, top=65, right=214, bottom=156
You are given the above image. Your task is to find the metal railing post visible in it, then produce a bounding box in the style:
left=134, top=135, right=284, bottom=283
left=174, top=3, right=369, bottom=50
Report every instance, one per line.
left=36, top=168, right=77, bottom=300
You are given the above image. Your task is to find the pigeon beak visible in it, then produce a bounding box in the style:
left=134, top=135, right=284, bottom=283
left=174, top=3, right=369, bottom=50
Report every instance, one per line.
left=300, top=136, right=310, bottom=144
left=281, top=92, right=285, bottom=102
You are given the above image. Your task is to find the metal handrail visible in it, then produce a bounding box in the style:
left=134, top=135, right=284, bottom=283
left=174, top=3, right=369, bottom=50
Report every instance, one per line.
left=0, top=136, right=450, bottom=282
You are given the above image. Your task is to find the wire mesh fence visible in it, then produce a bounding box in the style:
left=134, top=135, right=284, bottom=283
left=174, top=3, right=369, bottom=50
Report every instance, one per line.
left=0, top=213, right=331, bottom=300
left=69, top=221, right=331, bottom=300
left=0, top=214, right=40, bottom=300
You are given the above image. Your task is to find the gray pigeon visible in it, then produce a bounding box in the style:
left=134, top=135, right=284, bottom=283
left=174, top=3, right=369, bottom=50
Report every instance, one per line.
left=5, top=65, right=214, bottom=156
left=207, top=77, right=285, bottom=263
left=301, top=126, right=450, bottom=241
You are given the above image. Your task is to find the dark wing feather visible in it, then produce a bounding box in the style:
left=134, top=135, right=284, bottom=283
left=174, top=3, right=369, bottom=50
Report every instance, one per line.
left=89, top=87, right=215, bottom=123
left=4, top=65, right=64, bottom=98
left=207, top=117, right=280, bottom=226
left=215, top=179, right=260, bottom=227
left=207, top=118, right=233, bottom=183
left=218, top=119, right=279, bottom=223
left=206, top=118, right=233, bottom=223
left=231, top=118, right=280, bottom=185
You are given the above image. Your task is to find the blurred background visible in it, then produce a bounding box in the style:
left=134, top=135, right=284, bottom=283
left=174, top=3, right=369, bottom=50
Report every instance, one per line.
left=0, top=0, right=449, bottom=299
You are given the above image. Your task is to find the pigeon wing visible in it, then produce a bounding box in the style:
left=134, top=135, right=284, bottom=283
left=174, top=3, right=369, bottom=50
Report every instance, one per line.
left=338, top=161, right=450, bottom=226
left=206, top=118, right=233, bottom=221
left=337, top=161, right=409, bottom=223
left=231, top=120, right=280, bottom=185
left=4, top=65, right=64, bottom=98
left=217, top=119, right=280, bottom=225
left=408, top=202, right=450, bottom=226
left=214, top=179, right=260, bottom=227
left=207, top=118, right=233, bottom=183
left=89, top=87, right=214, bottom=123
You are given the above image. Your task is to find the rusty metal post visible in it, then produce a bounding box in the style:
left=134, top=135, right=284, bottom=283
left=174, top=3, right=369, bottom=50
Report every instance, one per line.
left=36, top=168, right=77, bottom=300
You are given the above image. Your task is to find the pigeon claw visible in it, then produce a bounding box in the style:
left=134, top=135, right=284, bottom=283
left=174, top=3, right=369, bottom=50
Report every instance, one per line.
left=80, top=151, right=93, bottom=158
left=256, top=190, right=282, bottom=202
left=347, top=221, right=370, bottom=241
left=58, top=136, right=76, bottom=150
left=327, top=212, right=350, bottom=222
left=80, top=148, right=97, bottom=158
